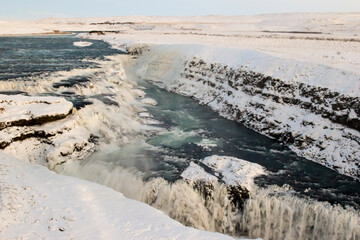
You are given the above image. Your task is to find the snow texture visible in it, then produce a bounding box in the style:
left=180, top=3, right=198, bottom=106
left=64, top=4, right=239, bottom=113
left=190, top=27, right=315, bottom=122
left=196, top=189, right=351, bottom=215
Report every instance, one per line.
left=181, top=156, right=266, bottom=192
left=0, top=152, right=243, bottom=240
left=0, top=95, right=73, bottom=129
left=181, top=162, right=218, bottom=182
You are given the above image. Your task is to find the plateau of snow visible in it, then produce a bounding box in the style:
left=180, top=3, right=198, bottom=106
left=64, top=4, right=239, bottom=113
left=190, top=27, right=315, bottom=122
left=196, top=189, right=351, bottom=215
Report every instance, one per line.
left=0, top=95, right=73, bottom=128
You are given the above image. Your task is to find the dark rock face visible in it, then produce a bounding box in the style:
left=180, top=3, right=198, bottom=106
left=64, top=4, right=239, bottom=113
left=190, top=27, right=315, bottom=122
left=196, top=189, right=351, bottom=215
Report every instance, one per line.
left=53, top=76, right=90, bottom=89
left=126, top=45, right=150, bottom=55
left=192, top=180, right=249, bottom=211
left=88, top=30, right=122, bottom=35
left=171, top=57, right=360, bottom=179
left=0, top=109, right=72, bottom=130
left=89, top=30, right=105, bottom=35
left=190, top=180, right=249, bottom=234
left=0, top=128, right=54, bottom=149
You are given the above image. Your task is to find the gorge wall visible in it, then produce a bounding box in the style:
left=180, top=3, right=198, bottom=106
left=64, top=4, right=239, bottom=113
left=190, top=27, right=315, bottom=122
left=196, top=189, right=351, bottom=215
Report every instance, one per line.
left=127, top=44, right=360, bottom=180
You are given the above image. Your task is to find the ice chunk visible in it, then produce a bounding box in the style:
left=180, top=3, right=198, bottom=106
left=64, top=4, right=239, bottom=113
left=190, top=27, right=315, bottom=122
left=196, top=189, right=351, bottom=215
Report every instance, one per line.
left=73, top=41, right=93, bottom=47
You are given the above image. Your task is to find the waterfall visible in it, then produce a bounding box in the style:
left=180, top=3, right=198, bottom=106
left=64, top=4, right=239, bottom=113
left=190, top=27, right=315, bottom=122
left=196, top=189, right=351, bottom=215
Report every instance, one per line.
left=59, top=160, right=243, bottom=234
left=240, top=189, right=360, bottom=240
left=60, top=160, right=360, bottom=239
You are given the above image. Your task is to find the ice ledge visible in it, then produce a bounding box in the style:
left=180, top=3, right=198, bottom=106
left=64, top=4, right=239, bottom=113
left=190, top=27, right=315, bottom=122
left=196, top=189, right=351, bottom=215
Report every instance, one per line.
left=0, top=94, right=73, bottom=129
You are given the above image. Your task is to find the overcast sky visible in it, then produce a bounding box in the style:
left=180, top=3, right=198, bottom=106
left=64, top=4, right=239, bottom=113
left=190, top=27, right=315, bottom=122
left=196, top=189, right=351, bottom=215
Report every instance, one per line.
left=1, top=0, right=360, bottom=20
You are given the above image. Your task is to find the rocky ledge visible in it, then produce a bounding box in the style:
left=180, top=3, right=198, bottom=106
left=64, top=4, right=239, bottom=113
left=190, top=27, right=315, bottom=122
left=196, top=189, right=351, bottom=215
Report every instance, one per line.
left=0, top=94, right=95, bottom=169
left=0, top=95, right=73, bottom=129
left=176, top=58, right=360, bottom=179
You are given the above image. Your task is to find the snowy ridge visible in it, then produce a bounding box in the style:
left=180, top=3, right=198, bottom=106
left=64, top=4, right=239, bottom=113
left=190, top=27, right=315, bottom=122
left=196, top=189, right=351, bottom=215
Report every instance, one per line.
left=203, top=156, right=265, bottom=192
left=181, top=162, right=218, bottom=182
left=0, top=152, right=245, bottom=240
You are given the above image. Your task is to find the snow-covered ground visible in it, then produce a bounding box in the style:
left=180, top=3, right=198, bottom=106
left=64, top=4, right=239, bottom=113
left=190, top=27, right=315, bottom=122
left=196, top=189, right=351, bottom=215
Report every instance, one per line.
left=0, top=95, right=73, bottom=129
left=0, top=152, right=245, bottom=240
left=2, top=13, right=359, bottom=74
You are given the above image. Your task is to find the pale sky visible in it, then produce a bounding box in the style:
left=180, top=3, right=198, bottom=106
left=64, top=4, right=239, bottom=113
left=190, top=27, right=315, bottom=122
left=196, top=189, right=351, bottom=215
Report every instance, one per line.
left=1, top=0, right=360, bottom=20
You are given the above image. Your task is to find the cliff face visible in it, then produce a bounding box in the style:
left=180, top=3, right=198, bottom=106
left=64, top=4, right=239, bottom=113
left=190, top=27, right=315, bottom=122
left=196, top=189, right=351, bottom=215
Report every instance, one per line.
left=130, top=45, right=360, bottom=180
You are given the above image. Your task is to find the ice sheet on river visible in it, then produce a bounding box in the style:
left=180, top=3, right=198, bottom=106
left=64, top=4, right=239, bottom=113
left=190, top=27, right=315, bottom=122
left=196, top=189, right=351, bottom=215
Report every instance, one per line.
left=73, top=41, right=93, bottom=47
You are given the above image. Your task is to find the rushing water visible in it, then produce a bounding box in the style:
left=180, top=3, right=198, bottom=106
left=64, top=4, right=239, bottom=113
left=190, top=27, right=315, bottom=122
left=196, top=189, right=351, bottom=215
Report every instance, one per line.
left=1, top=34, right=359, bottom=239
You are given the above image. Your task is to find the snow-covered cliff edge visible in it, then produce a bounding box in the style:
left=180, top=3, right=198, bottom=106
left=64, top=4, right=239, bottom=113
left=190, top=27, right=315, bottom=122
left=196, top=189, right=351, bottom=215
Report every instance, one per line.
left=0, top=152, right=241, bottom=240
left=114, top=43, right=360, bottom=179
